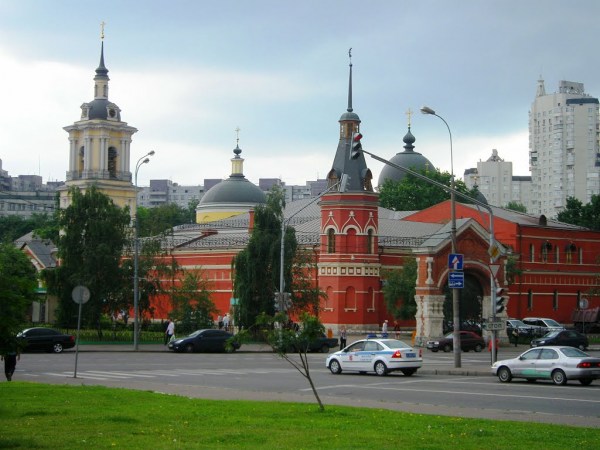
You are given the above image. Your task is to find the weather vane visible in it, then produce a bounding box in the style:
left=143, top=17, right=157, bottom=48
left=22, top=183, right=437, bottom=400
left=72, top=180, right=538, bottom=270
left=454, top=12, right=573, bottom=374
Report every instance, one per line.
left=100, top=21, right=105, bottom=41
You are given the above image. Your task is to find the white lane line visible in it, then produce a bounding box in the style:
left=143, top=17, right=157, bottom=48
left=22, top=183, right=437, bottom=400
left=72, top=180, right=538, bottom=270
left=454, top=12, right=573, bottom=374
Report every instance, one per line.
left=85, top=371, right=155, bottom=379
left=309, top=384, right=600, bottom=403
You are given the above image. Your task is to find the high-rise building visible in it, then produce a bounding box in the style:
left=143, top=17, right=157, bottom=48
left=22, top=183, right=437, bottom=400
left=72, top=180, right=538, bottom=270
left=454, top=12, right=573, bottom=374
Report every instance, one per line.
left=529, top=79, right=600, bottom=218
left=464, top=149, right=531, bottom=209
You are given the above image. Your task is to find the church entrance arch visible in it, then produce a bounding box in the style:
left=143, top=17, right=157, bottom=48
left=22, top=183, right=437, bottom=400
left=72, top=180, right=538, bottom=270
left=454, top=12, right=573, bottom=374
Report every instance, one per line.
left=442, top=272, right=484, bottom=334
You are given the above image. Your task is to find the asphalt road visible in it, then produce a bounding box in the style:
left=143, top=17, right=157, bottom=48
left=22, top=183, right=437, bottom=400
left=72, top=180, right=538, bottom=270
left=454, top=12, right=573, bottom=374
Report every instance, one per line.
left=11, top=344, right=600, bottom=428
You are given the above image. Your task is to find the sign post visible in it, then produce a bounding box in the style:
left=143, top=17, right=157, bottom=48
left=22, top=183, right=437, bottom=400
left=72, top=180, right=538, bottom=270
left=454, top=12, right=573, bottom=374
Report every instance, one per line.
left=71, top=285, right=90, bottom=378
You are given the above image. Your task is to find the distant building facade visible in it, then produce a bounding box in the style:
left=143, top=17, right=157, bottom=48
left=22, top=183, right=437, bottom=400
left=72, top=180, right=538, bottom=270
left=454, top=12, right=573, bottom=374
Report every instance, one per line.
left=529, top=79, right=600, bottom=218
left=0, top=159, right=62, bottom=218
left=464, top=149, right=532, bottom=209
left=137, top=179, right=204, bottom=209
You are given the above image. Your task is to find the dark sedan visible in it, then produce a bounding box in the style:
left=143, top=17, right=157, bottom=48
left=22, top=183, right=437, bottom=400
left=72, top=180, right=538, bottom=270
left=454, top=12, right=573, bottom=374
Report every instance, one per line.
left=531, top=330, right=589, bottom=350
left=168, top=329, right=240, bottom=353
left=426, top=331, right=485, bottom=352
left=17, top=327, right=75, bottom=353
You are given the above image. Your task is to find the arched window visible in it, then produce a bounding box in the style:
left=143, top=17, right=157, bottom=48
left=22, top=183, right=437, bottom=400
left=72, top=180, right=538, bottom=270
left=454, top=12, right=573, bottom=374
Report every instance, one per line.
left=108, top=147, right=117, bottom=178
left=541, top=241, right=552, bottom=263
left=367, top=229, right=374, bottom=254
left=344, top=286, right=356, bottom=310
left=527, top=290, right=533, bottom=311
left=529, top=243, right=535, bottom=262
left=565, top=243, right=576, bottom=264
left=346, top=228, right=357, bottom=254
left=579, top=247, right=584, bottom=264
left=327, top=228, right=335, bottom=254
left=78, top=146, right=85, bottom=173
left=553, top=290, right=559, bottom=311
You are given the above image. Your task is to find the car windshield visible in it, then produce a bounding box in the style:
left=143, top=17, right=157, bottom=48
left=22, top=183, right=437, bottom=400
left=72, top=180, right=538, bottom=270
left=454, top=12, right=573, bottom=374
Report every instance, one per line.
left=560, top=347, right=589, bottom=358
left=544, top=319, right=562, bottom=327
left=542, top=331, right=560, bottom=338
left=380, top=339, right=410, bottom=349
left=188, top=330, right=202, bottom=337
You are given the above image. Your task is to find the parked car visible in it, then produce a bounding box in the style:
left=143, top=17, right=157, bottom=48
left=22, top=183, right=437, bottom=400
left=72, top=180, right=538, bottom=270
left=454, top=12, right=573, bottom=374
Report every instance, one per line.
left=426, top=331, right=485, bottom=353
left=521, top=317, right=565, bottom=333
left=492, top=346, right=600, bottom=385
left=506, top=319, right=544, bottom=341
left=530, top=330, right=589, bottom=350
left=168, top=329, right=240, bottom=353
left=288, top=334, right=338, bottom=353
left=326, top=338, right=422, bottom=376
left=17, top=327, right=75, bottom=353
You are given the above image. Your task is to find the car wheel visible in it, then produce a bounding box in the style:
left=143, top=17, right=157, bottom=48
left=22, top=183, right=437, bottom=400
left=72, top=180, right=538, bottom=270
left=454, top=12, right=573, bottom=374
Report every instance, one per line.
left=442, top=344, right=452, bottom=352
left=474, top=344, right=483, bottom=352
left=52, top=343, right=64, bottom=353
left=579, top=378, right=593, bottom=386
left=374, top=361, right=388, bottom=376
left=329, top=359, right=342, bottom=375
left=320, top=344, right=330, bottom=354
left=185, top=344, right=194, bottom=353
left=551, top=369, right=567, bottom=385
left=497, top=366, right=512, bottom=383
left=401, top=368, right=416, bottom=377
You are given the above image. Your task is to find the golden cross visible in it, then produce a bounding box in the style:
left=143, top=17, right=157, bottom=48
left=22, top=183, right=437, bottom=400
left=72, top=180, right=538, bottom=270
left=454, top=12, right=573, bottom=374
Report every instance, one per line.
left=406, top=108, right=413, bottom=127
left=235, top=126, right=241, bottom=145
left=100, top=21, right=106, bottom=40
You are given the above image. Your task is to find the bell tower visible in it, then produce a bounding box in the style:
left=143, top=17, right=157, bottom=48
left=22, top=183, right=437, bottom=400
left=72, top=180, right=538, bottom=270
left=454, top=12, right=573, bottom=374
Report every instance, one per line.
left=59, top=25, right=138, bottom=215
left=318, top=50, right=381, bottom=331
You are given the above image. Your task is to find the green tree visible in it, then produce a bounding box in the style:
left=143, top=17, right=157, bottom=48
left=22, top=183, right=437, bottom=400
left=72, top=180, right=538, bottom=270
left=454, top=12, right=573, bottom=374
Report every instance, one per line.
left=381, top=257, right=417, bottom=319
left=557, top=195, right=600, bottom=231
left=233, top=186, right=294, bottom=329
left=379, top=169, right=474, bottom=211
left=137, top=203, right=193, bottom=237
left=0, top=212, right=58, bottom=244
left=44, top=186, right=131, bottom=332
left=506, top=201, right=527, bottom=213
left=290, top=248, right=325, bottom=316
left=169, top=269, right=216, bottom=334
left=0, top=243, right=38, bottom=350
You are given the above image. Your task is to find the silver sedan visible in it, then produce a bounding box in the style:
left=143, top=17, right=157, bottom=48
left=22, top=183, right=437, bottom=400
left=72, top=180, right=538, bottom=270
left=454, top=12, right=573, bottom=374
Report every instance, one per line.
left=491, top=346, right=600, bottom=385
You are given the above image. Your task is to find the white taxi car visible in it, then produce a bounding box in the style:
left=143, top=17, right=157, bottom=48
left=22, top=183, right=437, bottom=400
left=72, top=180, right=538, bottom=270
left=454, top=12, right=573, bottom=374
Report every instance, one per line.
left=326, top=338, right=422, bottom=376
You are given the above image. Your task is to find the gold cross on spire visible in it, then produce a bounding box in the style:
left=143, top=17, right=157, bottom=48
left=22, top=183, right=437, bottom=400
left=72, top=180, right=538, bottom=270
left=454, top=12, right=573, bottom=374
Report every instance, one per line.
left=100, top=21, right=106, bottom=40
left=235, top=126, right=241, bottom=145
left=406, top=108, right=413, bottom=128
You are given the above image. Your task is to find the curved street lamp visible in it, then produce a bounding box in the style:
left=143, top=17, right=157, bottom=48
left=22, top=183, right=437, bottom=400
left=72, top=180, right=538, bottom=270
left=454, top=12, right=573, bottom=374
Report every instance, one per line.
left=133, top=150, right=155, bottom=350
left=420, top=106, right=461, bottom=368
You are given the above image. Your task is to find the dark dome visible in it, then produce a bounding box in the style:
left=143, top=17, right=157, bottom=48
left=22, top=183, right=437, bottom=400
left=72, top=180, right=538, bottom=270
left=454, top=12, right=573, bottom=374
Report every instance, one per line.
left=377, top=127, right=435, bottom=187
left=339, top=111, right=361, bottom=122
left=200, top=175, right=267, bottom=205
left=86, top=99, right=121, bottom=121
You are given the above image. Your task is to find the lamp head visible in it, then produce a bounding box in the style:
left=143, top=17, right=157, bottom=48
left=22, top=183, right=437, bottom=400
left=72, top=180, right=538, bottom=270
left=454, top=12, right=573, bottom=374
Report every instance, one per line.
left=420, top=106, right=436, bottom=115
left=142, top=158, right=150, bottom=164
left=148, top=150, right=155, bottom=156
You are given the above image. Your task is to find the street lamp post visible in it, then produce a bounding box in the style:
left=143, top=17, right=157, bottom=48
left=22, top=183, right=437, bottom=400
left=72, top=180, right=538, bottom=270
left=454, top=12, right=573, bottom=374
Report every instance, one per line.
left=133, top=150, right=155, bottom=350
left=420, top=106, right=461, bottom=368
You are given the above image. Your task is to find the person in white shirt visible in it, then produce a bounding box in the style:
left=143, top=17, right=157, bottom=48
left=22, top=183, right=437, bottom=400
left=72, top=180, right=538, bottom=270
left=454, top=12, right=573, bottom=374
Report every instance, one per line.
left=165, top=320, right=175, bottom=345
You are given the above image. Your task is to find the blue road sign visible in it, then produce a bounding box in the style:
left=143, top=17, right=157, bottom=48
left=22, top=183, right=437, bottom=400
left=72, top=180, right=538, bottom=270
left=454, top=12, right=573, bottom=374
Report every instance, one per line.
left=449, top=271, right=465, bottom=289
left=448, top=253, right=464, bottom=270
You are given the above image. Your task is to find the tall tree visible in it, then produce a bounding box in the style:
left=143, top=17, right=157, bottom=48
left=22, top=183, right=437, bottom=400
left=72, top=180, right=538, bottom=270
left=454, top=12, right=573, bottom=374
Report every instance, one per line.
left=233, top=186, right=294, bottom=329
left=557, top=195, right=600, bottom=231
left=0, top=243, right=37, bottom=350
left=381, top=257, right=418, bottom=320
left=44, top=186, right=131, bottom=331
left=379, top=169, right=474, bottom=211
left=169, top=268, right=216, bottom=334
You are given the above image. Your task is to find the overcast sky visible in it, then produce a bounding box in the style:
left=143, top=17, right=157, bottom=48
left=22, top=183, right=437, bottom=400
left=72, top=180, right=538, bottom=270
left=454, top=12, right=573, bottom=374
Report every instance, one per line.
left=2, top=0, right=600, bottom=187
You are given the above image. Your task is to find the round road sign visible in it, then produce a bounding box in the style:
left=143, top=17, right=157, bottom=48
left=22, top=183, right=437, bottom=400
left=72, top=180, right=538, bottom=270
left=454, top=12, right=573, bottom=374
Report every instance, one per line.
left=72, top=285, right=91, bottom=304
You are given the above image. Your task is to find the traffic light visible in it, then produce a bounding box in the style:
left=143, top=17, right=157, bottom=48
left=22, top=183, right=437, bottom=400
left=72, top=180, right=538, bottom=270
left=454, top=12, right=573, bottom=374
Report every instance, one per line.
left=274, top=292, right=282, bottom=312
left=283, top=292, right=292, bottom=310
left=495, top=287, right=505, bottom=314
left=350, top=132, right=363, bottom=159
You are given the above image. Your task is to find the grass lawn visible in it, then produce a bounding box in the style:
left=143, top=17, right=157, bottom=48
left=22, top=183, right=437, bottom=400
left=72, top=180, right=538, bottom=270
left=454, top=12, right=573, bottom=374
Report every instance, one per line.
left=1, top=382, right=598, bottom=449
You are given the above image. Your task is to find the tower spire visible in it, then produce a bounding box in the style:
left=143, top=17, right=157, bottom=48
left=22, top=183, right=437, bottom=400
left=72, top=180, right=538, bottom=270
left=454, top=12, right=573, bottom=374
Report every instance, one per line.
left=347, top=48, right=353, bottom=113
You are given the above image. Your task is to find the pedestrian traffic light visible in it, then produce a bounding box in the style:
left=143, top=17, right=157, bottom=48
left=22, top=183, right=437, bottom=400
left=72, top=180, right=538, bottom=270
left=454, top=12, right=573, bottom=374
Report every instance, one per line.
left=495, top=287, right=506, bottom=314
left=350, top=132, right=363, bottom=159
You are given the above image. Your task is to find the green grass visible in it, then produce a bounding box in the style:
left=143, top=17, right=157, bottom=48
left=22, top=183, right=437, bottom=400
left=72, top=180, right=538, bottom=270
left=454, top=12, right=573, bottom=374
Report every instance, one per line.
left=1, top=383, right=599, bottom=449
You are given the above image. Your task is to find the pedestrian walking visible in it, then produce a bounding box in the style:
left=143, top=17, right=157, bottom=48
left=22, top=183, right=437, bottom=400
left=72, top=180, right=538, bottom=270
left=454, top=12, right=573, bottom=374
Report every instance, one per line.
left=339, top=325, right=347, bottom=350
left=2, top=339, right=20, bottom=382
left=164, top=319, right=175, bottom=345
left=381, top=320, right=388, bottom=337
left=223, top=313, right=230, bottom=332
